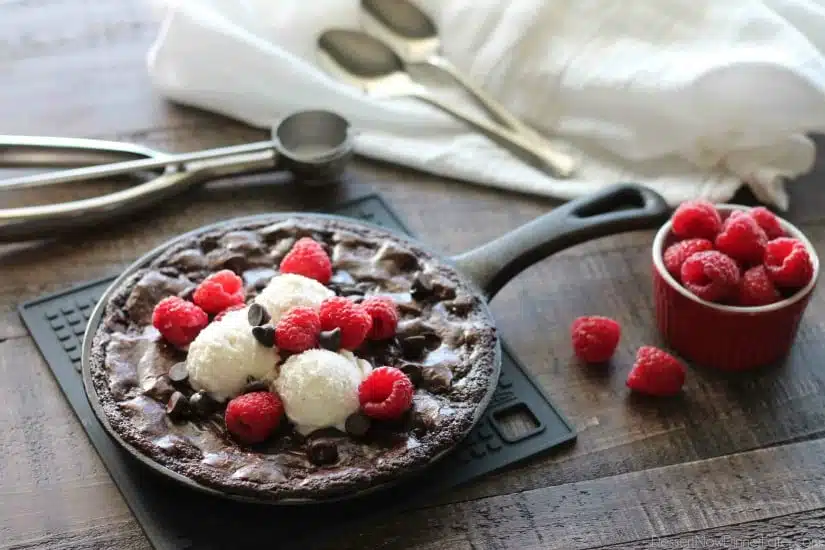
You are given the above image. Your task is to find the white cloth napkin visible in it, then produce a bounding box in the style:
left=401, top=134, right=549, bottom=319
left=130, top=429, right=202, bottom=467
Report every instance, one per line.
left=145, top=0, right=825, bottom=210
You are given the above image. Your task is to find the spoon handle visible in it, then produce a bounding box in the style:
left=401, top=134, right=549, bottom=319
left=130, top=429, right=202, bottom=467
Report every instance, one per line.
left=425, top=56, right=576, bottom=178
left=411, top=89, right=577, bottom=178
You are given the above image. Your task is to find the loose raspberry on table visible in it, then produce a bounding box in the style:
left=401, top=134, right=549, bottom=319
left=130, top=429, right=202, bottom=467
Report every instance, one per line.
left=663, top=238, right=714, bottom=280
left=275, top=306, right=322, bottom=353
left=319, top=297, right=373, bottom=350
left=738, top=265, right=781, bottom=307
left=671, top=200, right=722, bottom=240
left=358, top=366, right=414, bottom=420
left=192, top=269, right=245, bottom=315
left=764, top=238, right=814, bottom=289
left=361, top=296, right=399, bottom=340
left=748, top=207, right=785, bottom=240
left=151, top=296, right=209, bottom=347
left=626, top=346, right=686, bottom=397
left=680, top=250, right=740, bottom=303
left=714, top=211, right=768, bottom=266
left=279, top=237, right=332, bottom=284
left=570, top=316, right=621, bottom=363
left=224, top=391, right=284, bottom=444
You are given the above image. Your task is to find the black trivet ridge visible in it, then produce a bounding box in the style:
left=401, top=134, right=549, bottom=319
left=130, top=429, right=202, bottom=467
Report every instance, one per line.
left=19, top=193, right=576, bottom=550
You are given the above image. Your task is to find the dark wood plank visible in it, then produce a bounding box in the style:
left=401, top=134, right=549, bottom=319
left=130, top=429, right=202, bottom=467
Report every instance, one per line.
left=594, top=509, right=825, bottom=550
left=0, top=337, right=145, bottom=549
left=320, top=438, right=825, bottom=550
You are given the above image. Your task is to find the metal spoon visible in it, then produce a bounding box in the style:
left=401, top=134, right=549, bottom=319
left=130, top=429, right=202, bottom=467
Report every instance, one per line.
left=359, top=0, right=573, bottom=169
left=317, top=29, right=575, bottom=178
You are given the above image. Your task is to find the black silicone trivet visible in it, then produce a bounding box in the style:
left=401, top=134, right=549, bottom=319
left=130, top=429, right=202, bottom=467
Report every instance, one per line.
left=19, top=193, right=576, bottom=550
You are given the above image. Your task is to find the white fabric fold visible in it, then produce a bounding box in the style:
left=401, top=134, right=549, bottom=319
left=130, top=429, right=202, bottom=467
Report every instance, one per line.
left=146, top=0, right=825, bottom=209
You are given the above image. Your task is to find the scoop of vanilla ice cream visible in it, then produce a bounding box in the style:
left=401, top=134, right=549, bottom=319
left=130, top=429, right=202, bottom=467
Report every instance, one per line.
left=253, top=273, right=334, bottom=324
left=275, top=349, right=371, bottom=435
left=186, top=307, right=279, bottom=401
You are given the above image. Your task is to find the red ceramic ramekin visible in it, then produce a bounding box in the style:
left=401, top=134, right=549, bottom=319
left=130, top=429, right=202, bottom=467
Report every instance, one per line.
left=652, top=205, right=820, bottom=371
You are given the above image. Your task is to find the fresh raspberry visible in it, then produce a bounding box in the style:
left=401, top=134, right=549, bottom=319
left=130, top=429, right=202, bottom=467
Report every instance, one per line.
left=764, top=238, right=814, bottom=289
left=748, top=207, right=785, bottom=240
left=671, top=200, right=722, bottom=240
left=224, top=391, right=284, bottom=444
left=662, top=238, right=714, bottom=280
left=275, top=306, right=321, bottom=353
left=279, top=237, right=332, bottom=284
left=626, top=346, right=686, bottom=397
left=193, top=270, right=245, bottom=315
left=680, top=251, right=740, bottom=303
left=570, top=316, right=621, bottom=363
left=361, top=296, right=399, bottom=340
left=714, top=211, right=768, bottom=265
left=151, top=296, right=209, bottom=347
left=319, top=297, right=372, bottom=350
left=737, top=265, right=781, bottom=307
left=214, top=303, right=245, bottom=321
left=358, top=366, right=414, bottom=420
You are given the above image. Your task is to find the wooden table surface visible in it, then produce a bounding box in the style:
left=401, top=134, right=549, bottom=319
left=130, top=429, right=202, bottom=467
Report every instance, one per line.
left=4, top=2, right=825, bottom=549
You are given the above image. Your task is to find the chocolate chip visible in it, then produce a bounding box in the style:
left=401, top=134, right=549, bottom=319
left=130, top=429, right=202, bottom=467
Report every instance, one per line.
left=445, top=295, right=474, bottom=316
left=208, top=250, right=247, bottom=274
left=177, top=286, right=196, bottom=301
left=372, top=241, right=419, bottom=271
left=247, top=303, right=270, bottom=326
left=200, top=235, right=220, bottom=252
left=319, top=327, right=342, bottom=352
left=411, top=272, right=434, bottom=300
left=168, top=362, right=189, bottom=385
left=411, top=271, right=456, bottom=301
left=344, top=412, right=372, bottom=438
left=169, top=249, right=208, bottom=272
left=220, top=231, right=264, bottom=253
left=420, top=365, right=453, bottom=393
left=399, top=335, right=427, bottom=359
left=399, top=362, right=423, bottom=386
left=242, top=379, right=271, bottom=394
left=166, top=391, right=190, bottom=420
left=143, top=376, right=175, bottom=401
left=252, top=325, right=276, bottom=347
left=336, top=286, right=364, bottom=297
left=189, top=390, right=218, bottom=415
left=307, top=437, right=339, bottom=466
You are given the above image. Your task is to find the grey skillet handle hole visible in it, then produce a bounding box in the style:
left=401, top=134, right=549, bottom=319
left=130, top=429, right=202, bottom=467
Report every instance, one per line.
left=490, top=402, right=545, bottom=443
left=572, top=186, right=648, bottom=219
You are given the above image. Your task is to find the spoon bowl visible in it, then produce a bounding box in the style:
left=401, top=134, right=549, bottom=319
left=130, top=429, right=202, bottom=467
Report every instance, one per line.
left=360, top=0, right=441, bottom=63
left=317, top=29, right=576, bottom=178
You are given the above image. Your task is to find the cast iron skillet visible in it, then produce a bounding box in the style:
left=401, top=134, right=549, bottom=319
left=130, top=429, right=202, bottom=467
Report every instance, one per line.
left=81, top=183, right=670, bottom=505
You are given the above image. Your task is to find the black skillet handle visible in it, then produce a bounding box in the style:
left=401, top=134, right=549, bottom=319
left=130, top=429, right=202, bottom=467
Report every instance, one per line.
left=451, top=183, right=671, bottom=300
